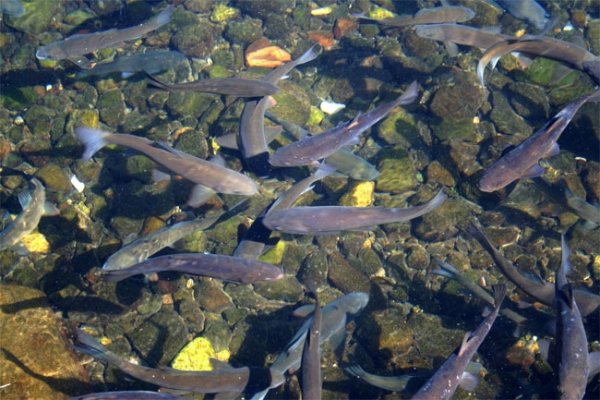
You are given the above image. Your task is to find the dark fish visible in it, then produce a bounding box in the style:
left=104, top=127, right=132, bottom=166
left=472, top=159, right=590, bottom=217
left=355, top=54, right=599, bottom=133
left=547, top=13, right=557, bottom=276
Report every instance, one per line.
left=477, top=37, right=600, bottom=85
left=0, top=0, right=25, bottom=16
left=301, top=284, right=323, bottom=400
left=147, top=75, right=279, bottom=97
left=496, top=0, right=549, bottom=30
left=269, top=81, right=419, bottom=167
left=345, top=363, right=426, bottom=393
left=75, top=127, right=258, bottom=196
left=240, top=45, right=319, bottom=175
left=77, top=50, right=186, bottom=79
left=101, top=253, right=283, bottom=284
left=433, top=258, right=526, bottom=325
left=479, top=90, right=600, bottom=192
left=36, top=5, right=173, bottom=69
left=412, top=284, right=506, bottom=400
left=466, top=222, right=600, bottom=316
left=565, top=189, right=600, bottom=225
left=262, top=190, right=446, bottom=235
left=356, top=6, right=475, bottom=27
left=73, top=329, right=283, bottom=395
left=415, top=24, right=511, bottom=49
left=0, top=178, right=59, bottom=252
left=555, top=236, right=589, bottom=400
left=71, top=391, right=179, bottom=400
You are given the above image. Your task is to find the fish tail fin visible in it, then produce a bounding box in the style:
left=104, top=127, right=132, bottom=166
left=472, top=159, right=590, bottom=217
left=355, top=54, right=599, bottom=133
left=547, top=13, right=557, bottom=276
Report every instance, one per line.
left=152, top=4, right=174, bottom=28
left=398, top=81, right=419, bottom=105
left=432, top=258, right=458, bottom=278
left=297, top=44, right=321, bottom=64
left=314, top=162, right=336, bottom=179
left=74, top=127, right=110, bottom=160
left=146, top=73, right=171, bottom=91
left=491, top=284, right=506, bottom=307
left=73, top=329, right=119, bottom=365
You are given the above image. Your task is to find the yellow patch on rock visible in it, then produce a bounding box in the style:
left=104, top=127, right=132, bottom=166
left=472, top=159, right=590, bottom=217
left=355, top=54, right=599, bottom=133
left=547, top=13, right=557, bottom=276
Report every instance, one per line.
left=171, top=337, right=230, bottom=372
left=21, top=232, right=50, bottom=253
left=340, top=181, right=375, bottom=207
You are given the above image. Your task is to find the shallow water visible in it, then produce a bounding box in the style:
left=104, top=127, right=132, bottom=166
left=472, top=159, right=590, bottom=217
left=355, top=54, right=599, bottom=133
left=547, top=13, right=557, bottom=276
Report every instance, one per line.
left=0, top=1, right=599, bottom=399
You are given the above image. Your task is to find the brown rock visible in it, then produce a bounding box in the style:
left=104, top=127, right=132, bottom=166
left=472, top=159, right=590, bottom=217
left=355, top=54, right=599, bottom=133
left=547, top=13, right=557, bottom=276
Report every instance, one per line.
left=333, top=18, right=358, bottom=39
left=245, top=38, right=291, bottom=68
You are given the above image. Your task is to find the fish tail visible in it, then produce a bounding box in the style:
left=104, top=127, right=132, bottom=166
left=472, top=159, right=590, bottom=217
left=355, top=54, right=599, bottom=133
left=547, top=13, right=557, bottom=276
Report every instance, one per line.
left=152, top=4, right=174, bottom=28
left=73, top=329, right=120, bottom=365
left=75, top=127, right=109, bottom=160
left=398, top=81, right=419, bottom=105
left=314, top=162, right=336, bottom=179
left=297, top=44, right=321, bottom=64
left=432, top=258, right=457, bottom=278
left=146, top=73, right=171, bottom=91
left=491, top=284, right=506, bottom=307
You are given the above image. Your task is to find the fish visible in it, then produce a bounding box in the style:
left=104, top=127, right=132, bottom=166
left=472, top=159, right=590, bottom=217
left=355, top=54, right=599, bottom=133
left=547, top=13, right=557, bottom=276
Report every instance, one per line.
left=496, top=0, right=549, bottom=30
left=262, top=190, right=446, bottom=235
left=565, top=189, right=600, bottom=226
left=71, top=391, right=179, bottom=400
left=0, top=178, right=59, bottom=252
left=555, top=236, right=589, bottom=400
left=36, top=5, right=173, bottom=69
left=479, top=90, right=600, bottom=192
left=415, top=24, right=512, bottom=50
left=103, top=218, right=220, bottom=271
left=147, top=75, right=279, bottom=98
left=433, top=258, right=527, bottom=325
left=239, top=45, right=319, bottom=175
left=466, top=222, right=600, bottom=316
left=356, top=6, right=475, bottom=27
left=301, top=284, right=322, bottom=400
left=412, top=284, right=506, bottom=400
left=101, top=253, right=284, bottom=284
left=0, top=0, right=25, bottom=17
left=477, top=36, right=600, bottom=86
left=75, top=127, right=258, bottom=196
left=73, top=329, right=284, bottom=396
left=254, top=292, right=369, bottom=399
left=77, top=50, right=187, bottom=79
left=269, top=81, right=419, bottom=167
left=344, top=363, right=426, bottom=393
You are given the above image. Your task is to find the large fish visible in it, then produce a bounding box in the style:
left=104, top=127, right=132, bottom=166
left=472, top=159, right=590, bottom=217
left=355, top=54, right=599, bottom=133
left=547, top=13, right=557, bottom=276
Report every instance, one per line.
left=301, top=285, right=323, bottom=400
left=479, top=90, right=600, bottom=192
left=412, top=284, right=506, bottom=400
left=240, top=45, right=319, bottom=175
left=496, top=0, right=548, bottom=30
left=0, top=178, right=59, bottom=252
left=77, top=50, right=187, bottom=79
left=269, top=81, right=419, bottom=167
left=356, top=6, right=475, bottom=27
left=36, top=5, right=173, bottom=69
left=73, top=329, right=284, bottom=396
left=555, top=236, right=589, bottom=400
left=262, top=190, right=446, bottom=235
left=466, top=222, right=600, bottom=316
left=75, top=127, right=258, bottom=196
left=101, top=253, right=283, bottom=284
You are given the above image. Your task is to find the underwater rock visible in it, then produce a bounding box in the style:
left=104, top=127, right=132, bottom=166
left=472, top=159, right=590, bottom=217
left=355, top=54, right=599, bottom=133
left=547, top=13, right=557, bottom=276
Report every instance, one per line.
left=431, top=117, right=480, bottom=142
left=236, top=0, right=295, bottom=18
left=430, top=75, right=485, bottom=120
left=414, top=197, right=473, bottom=241
left=202, top=314, right=232, bottom=353
left=172, top=19, right=219, bottom=58
left=166, top=91, right=217, bottom=119
left=196, top=279, right=233, bottom=313
left=171, top=336, right=230, bottom=371
left=406, top=244, right=430, bottom=270
left=254, top=275, right=304, bottom=302
left=184, top=0, right=213, bottom=13
left=97, top=89, right=125, bottom=128
left=4, top=0, right=59, bottom=34
left=270, top=80, right=312, bottom=126
left=327, top=252, right=370, bottom=293
left=426, top=161, right=455, bottom=186
left=339, top=181, right=375, bottom=207
left=34, top=163, right=71, bottom=192
left=298, top=249, right=329, bottom=287
left=376, top=149, right=418, bottom=194
left=0, top=284, right=88, bottom=399
left=225, top=17, right=263, bottom=45
left=376, top=106, right=420, bottom=147
left=24, top=105, right=56, bottom=137
left=490, top=91, right=533, bottom=135
left=211, top=3, right=240, bottom=22
left=507, top=82, right=550, bottom=121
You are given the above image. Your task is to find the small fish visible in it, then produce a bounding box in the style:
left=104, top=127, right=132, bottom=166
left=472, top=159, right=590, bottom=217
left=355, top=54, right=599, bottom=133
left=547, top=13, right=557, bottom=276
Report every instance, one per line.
left=262, top=190, right=446, bottom=235
left=466, top=222, right=600, bottom=316
left=102, top=219, right=220, bottom=271
left=477, top=37, right=600, bottom=86
left=0, top=178, right=59, bottom=252
left=344, top=363, right=426, bottom=393
left=301, top=284, right=323, bottom=400
left=412, top=284, right=506, bottom=400
left=147, top=75, right=279, bottom=98
left=239, top=45, right=319, bottom=175
left=73, top=329, right=284, bottom=396
left=356, top=6, right=475, bottom=27
left=415, top=24, right=512, bottom=50
left=36, top=5, right=173, bottom=69
left=71, top=391, right=179, bottom=400
left=555, top=236, right=589, bottom=400
left=269, top=81, right=419, bottom=167
left=565, top=189, right=600, bottom=225
left=479, top=90, right=600, bottom=192
left=433, top=258, right=527, bottom=325
left=496, top=0, right=549, bottom=30
left=0, top=0, right=25, bottom=17
left=77, top=50, right=187, bottom=79
left=75, top=127, right=258, bottom=196
left=101, top=253, right=283, bottom=284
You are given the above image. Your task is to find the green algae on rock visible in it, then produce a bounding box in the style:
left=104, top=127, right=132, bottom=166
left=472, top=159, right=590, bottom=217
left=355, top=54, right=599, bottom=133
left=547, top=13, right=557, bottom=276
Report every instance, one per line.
left=376, top=149, right=418, bottom=194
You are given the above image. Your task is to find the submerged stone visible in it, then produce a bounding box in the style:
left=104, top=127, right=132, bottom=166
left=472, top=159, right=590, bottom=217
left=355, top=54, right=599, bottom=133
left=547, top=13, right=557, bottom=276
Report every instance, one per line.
left=376, top=149, right=418, bottom=194
left=4, top=0, right=59, bottom=34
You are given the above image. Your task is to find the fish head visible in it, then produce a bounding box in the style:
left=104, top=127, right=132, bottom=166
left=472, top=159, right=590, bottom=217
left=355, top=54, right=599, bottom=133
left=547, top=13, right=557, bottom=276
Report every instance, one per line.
left=341, top=292, right=369, bottom=314
left=36, top=42, right=67, bottom=60
left=229, top=181, right=259, bottom=196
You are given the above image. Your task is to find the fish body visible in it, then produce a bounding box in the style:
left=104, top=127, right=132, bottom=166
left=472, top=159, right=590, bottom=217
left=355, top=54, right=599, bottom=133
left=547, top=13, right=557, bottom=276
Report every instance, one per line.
left=412, top=284, right=506, bottom=400
left=75, top=127, right=258, bottom=196
left=301, top=286, right=323, bottom=400
left=415, top=24, right=511, bottom=49
left=467, top=222, right=600, bottom=316
left=555, top=236, right=589, bottom=400
left=0, top=178, right=59, bottom=252
left=101, top=253, right=283, bottom=284
left=71, top=391, right=179, bottom=400
left=147, top=76, right=279, bottom=97
left=479, top=90, right=600, bottom=192
left=565, top=189, right=600, bottom=225
left=73, top=329, right=282, bottom=395
left=345, top=363, right=425, bottom=393
left=77, top=50, right=186, bottom=78
left=102, top=219, right=219, bottom=270
left=240, top=45, right=319, bottom=175
left=497, top=0, right=548, bottom=30
left=269, top=81, right=419, bottom=167
left=36, top=5, right=173, bottom=67
left=370, top=6, right=475, bottom=27
left=262, top=190, right=446, bottom=235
